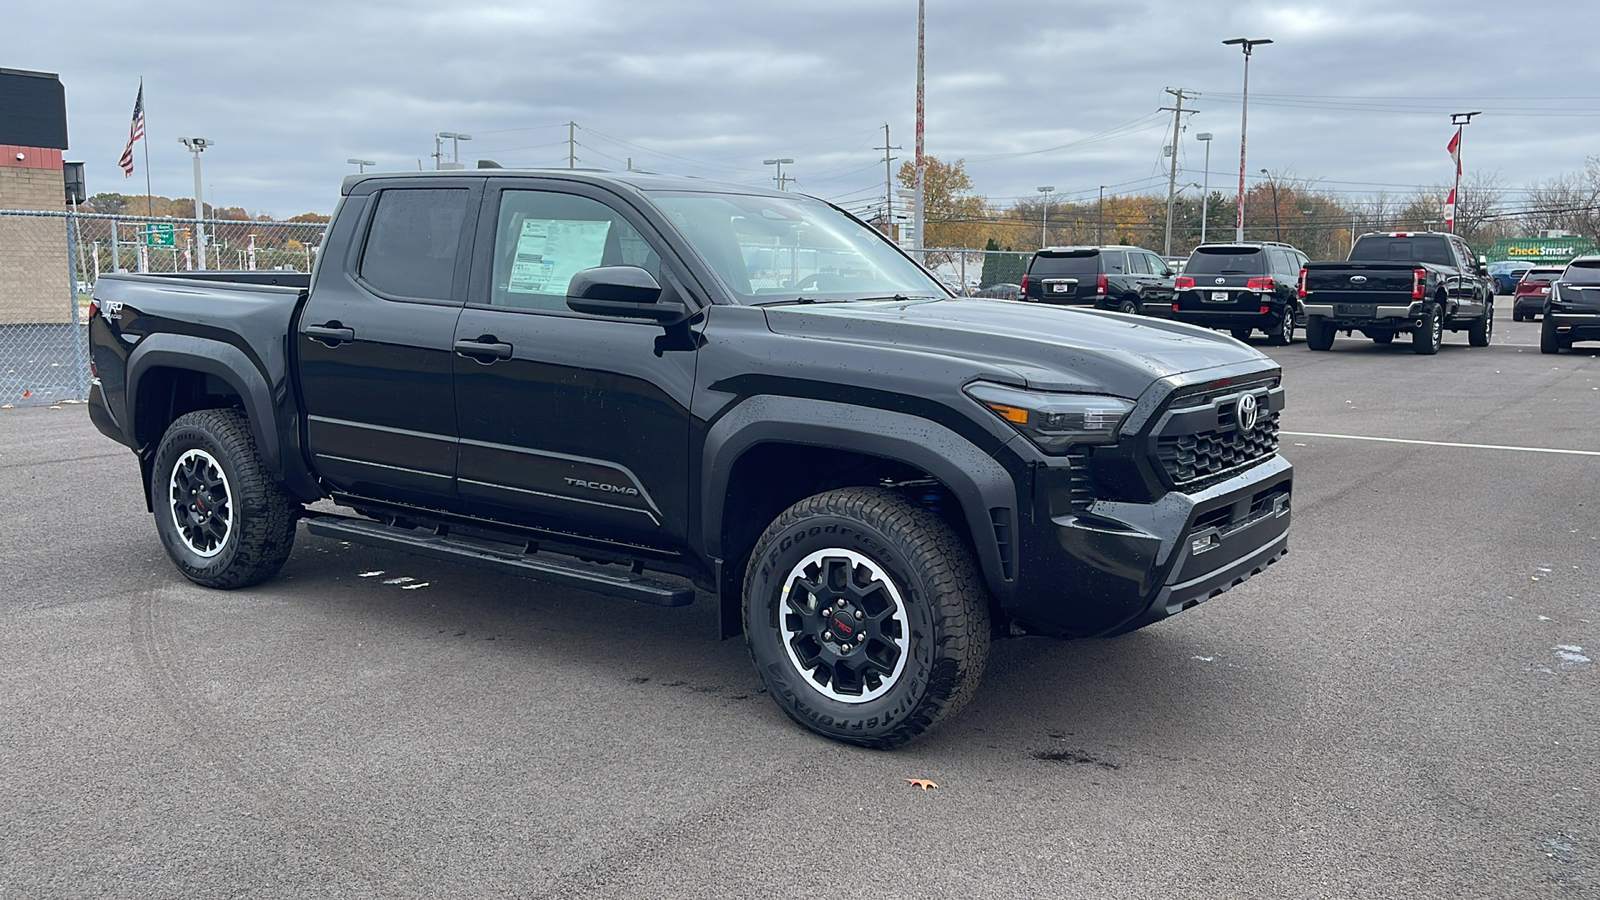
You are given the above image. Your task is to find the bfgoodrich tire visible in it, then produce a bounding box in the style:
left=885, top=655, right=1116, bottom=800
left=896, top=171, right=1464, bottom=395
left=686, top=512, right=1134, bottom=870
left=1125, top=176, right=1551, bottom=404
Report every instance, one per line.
left=742, top=487, right=990, bottom=749
left=151, top=409, right=299, bottom=589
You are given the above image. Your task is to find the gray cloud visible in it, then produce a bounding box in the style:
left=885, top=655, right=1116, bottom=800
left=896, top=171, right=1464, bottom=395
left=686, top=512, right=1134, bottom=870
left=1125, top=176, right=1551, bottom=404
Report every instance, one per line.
left=4, top=0, right=1597, bottom=219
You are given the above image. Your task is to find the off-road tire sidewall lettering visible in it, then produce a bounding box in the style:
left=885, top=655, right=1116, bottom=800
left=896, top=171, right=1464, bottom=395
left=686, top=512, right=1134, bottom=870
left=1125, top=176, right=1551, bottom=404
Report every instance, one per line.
left=742, top=487, right=989, bottom=750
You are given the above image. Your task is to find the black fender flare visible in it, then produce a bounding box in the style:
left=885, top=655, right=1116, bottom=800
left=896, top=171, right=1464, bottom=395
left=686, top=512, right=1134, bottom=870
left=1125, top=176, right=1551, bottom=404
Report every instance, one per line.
left=701, top=395, right=1018, bottom=602
left=126, top=333, right=283, bottom=490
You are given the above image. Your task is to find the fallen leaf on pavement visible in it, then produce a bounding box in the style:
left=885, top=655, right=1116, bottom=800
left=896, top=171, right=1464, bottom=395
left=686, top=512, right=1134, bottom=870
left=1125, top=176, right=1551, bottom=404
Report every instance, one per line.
left=906, top=778, right=937, bottom=791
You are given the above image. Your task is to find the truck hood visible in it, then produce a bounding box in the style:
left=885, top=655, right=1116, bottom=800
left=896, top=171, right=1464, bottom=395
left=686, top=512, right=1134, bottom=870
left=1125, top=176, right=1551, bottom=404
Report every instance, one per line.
left=761, top=299, right=1271, bottom=398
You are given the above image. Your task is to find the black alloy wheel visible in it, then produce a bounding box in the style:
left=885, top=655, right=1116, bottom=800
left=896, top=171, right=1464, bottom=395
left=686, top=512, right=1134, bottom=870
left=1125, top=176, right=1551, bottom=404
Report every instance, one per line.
left=1267, top=308, right=1295, bottom=345
left=743, top=487, right=989, bottom=749
left=151, top=409, right=299, bottom=588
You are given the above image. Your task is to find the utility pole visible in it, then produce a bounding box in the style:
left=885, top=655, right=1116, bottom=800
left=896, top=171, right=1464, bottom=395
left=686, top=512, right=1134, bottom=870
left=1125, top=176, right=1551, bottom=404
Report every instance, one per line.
left=1098, top=185, right=1106, bottom=244
left=763, top=158, right=795, bottom=190
left=568, top=121, right=577, bottom=169
left=432, top=133, right=443, bottom=170
left=877, top=124, right=901, bottom=238
left=1037, top=186, right=1055, bottom=248
left=913, top=0, right=926, bottom=254
left=1161, top=87, right=1196, bottom=256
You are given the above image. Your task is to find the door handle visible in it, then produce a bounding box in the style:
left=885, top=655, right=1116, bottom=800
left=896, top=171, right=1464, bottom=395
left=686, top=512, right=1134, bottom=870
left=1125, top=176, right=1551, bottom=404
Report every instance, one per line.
left=305, top=323, right=355, bottom=345
left=454, top=338, right=514, bottom=361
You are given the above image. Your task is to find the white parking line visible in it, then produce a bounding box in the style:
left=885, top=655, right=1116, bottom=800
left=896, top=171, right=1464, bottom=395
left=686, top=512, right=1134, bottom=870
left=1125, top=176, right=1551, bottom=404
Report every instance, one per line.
left=1282, top=431, right=1600, bottom=457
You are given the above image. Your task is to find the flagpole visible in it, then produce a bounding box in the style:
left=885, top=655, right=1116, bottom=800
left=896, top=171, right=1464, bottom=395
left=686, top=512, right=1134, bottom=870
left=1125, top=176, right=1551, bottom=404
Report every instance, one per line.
left=140, top=77, right=153, bottom=220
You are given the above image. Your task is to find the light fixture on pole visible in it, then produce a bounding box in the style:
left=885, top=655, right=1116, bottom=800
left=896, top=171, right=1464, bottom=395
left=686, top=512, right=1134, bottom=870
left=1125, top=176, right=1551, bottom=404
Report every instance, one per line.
left=1196, top=133, right=1213, bottom=244
left=1223, top=36, right=1272, bottom=242
left=763, top=158, right=795, bottom=191
left=1261, top=168, right=1282, bottom=241
left=437, top=132, right=472, bottom=170
left=1037, top=186, right=1055, bottom=248
left=347, top=158, right=376, bottom=173
left=179, top=137, right=212, bottom=270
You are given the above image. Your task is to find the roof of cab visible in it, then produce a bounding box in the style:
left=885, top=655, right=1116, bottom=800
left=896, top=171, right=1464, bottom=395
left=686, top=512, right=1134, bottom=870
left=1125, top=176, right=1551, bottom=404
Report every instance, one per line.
left=340, top=167, right=791, bottom=199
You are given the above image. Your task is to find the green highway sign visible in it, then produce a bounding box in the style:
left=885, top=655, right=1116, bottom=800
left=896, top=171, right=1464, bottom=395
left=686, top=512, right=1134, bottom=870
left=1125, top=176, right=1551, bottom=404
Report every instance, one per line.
left=146, top=223, right=175, bottom=247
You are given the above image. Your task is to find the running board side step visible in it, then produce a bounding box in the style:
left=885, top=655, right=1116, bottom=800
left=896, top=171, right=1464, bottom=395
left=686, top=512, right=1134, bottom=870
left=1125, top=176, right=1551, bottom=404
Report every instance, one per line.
left=303, top=514, right=695, bottom=607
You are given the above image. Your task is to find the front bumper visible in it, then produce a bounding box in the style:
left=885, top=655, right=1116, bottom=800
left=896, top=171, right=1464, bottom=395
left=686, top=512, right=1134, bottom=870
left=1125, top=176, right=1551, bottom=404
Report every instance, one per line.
left=1008, top=454, right=1293, bottom=637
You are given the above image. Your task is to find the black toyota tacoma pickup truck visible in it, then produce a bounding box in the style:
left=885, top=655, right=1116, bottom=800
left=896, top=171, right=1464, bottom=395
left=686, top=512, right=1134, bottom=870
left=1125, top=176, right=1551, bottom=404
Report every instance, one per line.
left=1299, top=231, right=1493, bottom=353
left=87, top=169, right=1292, bottom=748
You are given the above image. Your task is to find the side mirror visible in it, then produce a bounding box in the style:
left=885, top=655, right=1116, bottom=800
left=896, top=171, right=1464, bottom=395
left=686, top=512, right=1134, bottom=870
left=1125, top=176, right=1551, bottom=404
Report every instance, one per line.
left=1477, top=263, right=1489, bottom=277
left=566, top=266, right=688, bottom=323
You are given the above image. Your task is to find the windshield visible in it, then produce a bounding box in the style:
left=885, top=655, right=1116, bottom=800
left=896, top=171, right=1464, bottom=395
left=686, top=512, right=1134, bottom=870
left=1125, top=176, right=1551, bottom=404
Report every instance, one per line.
left=1185, top=247, right=1265, bottom=276
left=649, top=191, right=947, bottom=304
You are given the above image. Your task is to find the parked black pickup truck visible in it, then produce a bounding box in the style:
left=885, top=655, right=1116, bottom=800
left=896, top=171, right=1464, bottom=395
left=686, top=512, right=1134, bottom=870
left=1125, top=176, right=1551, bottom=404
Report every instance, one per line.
left=87, top=169, right=1292, bottom=748
left=1299, top=232, right=1493, bottom=353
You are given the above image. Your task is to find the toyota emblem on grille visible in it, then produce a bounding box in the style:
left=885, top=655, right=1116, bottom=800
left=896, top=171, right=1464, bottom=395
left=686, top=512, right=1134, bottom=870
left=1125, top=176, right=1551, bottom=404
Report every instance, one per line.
left=1214, top=277, right=1227, bottom=285
left=1236, top=394, right=1260, bottom=433
left=1350, top=275, right=1368, bottom=283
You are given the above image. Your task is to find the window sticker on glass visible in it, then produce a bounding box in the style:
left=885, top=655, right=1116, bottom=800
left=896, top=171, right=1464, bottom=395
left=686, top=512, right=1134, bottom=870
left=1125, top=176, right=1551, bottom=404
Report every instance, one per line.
left=507, top=219, right=613, bottom=294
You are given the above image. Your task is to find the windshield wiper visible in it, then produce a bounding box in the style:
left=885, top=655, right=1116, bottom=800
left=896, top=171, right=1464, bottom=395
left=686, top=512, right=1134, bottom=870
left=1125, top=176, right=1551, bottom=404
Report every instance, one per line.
left=755, top=293, right=938, bottom=307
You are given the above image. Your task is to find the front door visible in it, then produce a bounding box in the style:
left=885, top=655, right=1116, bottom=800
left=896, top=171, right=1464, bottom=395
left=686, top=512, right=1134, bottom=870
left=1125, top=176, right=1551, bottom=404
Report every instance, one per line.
left=298, top=181, right=480, bottom=508
left=451, top=182, right=699, bottom=549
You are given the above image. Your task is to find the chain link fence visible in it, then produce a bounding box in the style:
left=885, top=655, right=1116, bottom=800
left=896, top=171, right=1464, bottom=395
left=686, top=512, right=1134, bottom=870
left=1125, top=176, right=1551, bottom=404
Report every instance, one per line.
left=908, top=248, right=1032, bottom=295
left=0, top=209, right=326, bottom=407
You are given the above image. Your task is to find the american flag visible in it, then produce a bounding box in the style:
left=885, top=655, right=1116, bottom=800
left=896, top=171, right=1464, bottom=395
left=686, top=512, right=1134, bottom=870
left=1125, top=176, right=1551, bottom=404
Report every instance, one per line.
left=117, top=81, right=145, bottom=177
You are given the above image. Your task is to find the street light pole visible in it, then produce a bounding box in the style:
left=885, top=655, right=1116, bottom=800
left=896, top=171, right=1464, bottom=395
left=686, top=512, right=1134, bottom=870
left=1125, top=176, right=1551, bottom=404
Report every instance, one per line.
left=1197, top=133, right=1213, bottom=244
left=1037, top=186, right=1055, bottom=247
left=763, top=158, right=795, bottom=191
left=1448, top=110, right=1481, bottom=234
left=437, top=133, right=472, bottom=170
left=1224, top=37, right=1272, bottom=242
left=1261, top=168, right=1282, bottom=241
left=179, top=137, right=212, bottom=270
left=347, top=158, right=376, bottom=173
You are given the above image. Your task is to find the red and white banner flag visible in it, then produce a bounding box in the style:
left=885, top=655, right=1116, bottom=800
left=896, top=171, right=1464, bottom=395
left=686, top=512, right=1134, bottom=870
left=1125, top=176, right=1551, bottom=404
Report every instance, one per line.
left=117, top=80, right=145, bottom=177
left=1444, top=187, right=1456, bottom=228
left=1446, top=129, right=1462, bottom=176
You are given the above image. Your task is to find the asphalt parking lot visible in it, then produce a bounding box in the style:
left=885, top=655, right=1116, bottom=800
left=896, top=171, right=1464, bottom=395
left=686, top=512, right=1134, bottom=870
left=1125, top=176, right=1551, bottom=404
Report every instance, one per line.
left=2, top=306, right=1595, bottom=899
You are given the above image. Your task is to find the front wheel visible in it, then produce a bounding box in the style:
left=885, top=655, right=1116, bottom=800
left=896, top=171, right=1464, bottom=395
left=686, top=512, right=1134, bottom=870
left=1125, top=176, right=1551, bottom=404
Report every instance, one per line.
left=151, top=409, right=299, bottom=588
left=743, top=487, right=990, bottom=749
left=1469, top=301, right=1494, bottom=347
left=1413, top=302, right=1443, bottom=355
left=1305, top=318, right=1335, bottom=351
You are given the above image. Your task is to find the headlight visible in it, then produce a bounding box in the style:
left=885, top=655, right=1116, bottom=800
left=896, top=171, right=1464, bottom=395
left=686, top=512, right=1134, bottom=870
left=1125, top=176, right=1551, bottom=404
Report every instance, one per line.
left=964, top=381, right=1136, bottom=453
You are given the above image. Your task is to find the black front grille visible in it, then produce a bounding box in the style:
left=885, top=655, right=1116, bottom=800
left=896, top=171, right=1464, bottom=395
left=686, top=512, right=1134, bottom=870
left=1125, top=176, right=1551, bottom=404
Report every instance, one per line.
left=1157, top=411, right=1279, bottom=485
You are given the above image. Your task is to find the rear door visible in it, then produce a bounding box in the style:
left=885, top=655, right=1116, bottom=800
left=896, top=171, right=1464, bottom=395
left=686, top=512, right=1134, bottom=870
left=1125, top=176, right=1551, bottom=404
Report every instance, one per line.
left=1027, top=250, right=1100, bottom=304
left=1178, top=246, right=1265, bottom=311
left=298, top=179, right=481, bottom=508
left=1449, top=236, right=1487, bottom=317
left=449, top=181, right=699, bottom=549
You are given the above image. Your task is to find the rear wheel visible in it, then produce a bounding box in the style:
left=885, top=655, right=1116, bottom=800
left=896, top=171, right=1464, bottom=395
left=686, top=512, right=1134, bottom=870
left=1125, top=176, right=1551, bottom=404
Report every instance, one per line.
left=1118, top=299, right=1139, bottom=315
left=1267, top=308, right=1295, bottom=345
left=1541, top=316, right=1561, bottom=354
left=151, top=409, right=299, bottom=588
left=1413, top=302, right=1443, bottom=355
left=1305, top=318, right=1335, bottom=351
left=1469, top=300, right=1493, bottom=347
left=1230, top=327, right=1253, bottom=341
left=743, top=487, right=990, bottom=749
left=1512, top=307, right=1525, bottom=323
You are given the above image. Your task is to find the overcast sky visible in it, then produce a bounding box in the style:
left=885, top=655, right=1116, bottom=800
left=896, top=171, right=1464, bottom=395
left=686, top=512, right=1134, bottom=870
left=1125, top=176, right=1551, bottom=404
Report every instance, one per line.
left=5, top=0, right=1599, bottom=220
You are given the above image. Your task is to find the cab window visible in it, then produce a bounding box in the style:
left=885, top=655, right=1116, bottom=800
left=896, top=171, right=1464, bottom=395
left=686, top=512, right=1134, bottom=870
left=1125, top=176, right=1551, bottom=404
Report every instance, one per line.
left=487, top=190, right=660, bottom=311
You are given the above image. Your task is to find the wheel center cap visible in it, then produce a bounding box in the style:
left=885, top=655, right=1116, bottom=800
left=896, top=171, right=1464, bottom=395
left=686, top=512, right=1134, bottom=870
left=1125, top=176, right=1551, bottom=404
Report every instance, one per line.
left=830, top=614, right=857, bottom=639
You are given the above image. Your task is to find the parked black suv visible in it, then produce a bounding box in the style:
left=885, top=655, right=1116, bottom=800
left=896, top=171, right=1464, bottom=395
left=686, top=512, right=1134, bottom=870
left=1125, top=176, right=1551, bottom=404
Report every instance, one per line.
left=1172, top=242, right=1308, bottom=345
left=1020, top=245, right=1176, bottom=314
left=1541, top=256, right=1600, bottom=353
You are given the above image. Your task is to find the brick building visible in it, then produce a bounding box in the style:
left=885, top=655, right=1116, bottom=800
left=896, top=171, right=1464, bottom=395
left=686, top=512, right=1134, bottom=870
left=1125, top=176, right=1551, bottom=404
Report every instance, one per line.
left=0, top=67, right=71, bottom=325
